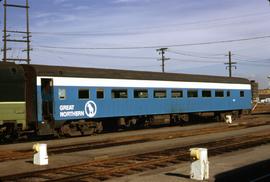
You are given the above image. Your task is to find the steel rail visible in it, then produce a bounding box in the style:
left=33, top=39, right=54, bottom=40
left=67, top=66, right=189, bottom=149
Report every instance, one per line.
left=1, top=131, right=270, bottom=182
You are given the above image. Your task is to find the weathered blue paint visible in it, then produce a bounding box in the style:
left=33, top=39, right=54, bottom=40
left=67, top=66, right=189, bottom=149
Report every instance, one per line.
left=36, top=85, right=252, bottom=123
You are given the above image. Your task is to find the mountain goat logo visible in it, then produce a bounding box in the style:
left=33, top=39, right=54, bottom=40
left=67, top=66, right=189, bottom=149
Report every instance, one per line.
left=84, top=101, right=97, bottom=118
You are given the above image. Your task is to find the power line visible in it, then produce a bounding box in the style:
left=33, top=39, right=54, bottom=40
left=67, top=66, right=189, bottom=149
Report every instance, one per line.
left=168, top=50, right=225, bottom=60
left=34, top=48, right=270, bottom=69
left=36, top=48, right=270, bottom=65
left=234, top=58, right=270, bottom=65
left=171, top=58, right=221, bottom=63
left=31, top=50, right=160, bottom=69
left=168, top=49, right=225, bottom=56
left=238, top=62, right=270, bottom=67
left=34, top=34, right=270, bottom=50
left=36, top=48, right=223, bottom=64
left=234, top=54, right=270, bottom=63
left=35, top=48, right=157, bottom=60
left=30, top=12, right=270, bottom=37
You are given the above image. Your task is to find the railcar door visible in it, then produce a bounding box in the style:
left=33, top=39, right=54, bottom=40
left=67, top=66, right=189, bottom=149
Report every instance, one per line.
left=41, top=79, right=54, bottom=123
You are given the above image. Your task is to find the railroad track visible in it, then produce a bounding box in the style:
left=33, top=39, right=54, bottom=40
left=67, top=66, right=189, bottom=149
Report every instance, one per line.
left=1, top=130, right=270, bottom=182
left=0, top=117, right=270, bottom=163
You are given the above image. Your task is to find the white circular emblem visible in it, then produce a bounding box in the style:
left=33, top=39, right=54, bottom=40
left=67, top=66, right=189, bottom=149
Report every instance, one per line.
left=84, top=101, right=97, bottom=118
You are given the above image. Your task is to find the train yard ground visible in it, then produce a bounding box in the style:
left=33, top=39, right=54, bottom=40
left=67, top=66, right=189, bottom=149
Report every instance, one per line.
left=0, top=104, right=270, bottom=181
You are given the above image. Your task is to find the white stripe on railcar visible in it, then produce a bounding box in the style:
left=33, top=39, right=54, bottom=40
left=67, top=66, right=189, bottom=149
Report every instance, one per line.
left=36, top=77, right=251, bottom=90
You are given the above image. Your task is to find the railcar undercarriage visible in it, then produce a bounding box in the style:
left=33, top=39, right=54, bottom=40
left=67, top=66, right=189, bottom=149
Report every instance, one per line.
left=0, top=110, right=248, bottom=142
left=40, top=110, right=246, bottom=137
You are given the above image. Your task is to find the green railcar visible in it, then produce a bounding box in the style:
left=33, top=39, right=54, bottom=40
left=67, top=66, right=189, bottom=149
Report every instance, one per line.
left=0, top=102, right=26, bottom=128
left=0, top=63, right=26, bottom=140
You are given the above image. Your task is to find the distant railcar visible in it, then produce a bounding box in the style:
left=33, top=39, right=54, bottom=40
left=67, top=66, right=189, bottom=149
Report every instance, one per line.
left=0, top=62, right=252, bottom=139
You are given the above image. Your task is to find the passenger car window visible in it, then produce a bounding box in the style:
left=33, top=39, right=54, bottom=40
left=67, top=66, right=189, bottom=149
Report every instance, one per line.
left=134, top=89, right=148, bottom=98
left=96, top=89, right=104, bottom=99
left=227, top=91, right=231, bottom=97
left=188, top=90, right=198, bottom=98
left=154, top=90, right=166, bottom=98
left=171, top=90, right=183, bottom=98
left=78, top=89, right=89, bottom=99
left=215, top=90, right=224, bottom=97
left=58, top=88, right=66, bottom=100
left=202, top=90, right=211, bottom=98
left=112, top=89, right=128, bottom=99
left=240, top=91, right=245, bottom=97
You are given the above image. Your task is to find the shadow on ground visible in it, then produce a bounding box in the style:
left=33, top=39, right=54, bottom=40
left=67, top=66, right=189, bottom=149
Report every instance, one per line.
left=215, top=159, right=270, bottom=182
left=165, top=172, right=190, bottom=179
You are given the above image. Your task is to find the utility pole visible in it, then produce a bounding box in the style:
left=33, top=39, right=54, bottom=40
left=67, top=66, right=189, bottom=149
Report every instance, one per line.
left=225, top=51, right=237, bottom=77
left=2, top=0, right=31, bottom=64
left=156, top=48, right=170, bottom=73
left=25, top=0, right=31, bottom=64
left=3, top=0, right=7, bottom=62
left=267, top=75, right=270, bottom=89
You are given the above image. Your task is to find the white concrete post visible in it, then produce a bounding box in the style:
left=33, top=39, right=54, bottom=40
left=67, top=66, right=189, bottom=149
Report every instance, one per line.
left=33, top=143, right=48, bottom=165
left=190, top=148, right=209, bottom=180
left=225, top=115, right=232, bottom=124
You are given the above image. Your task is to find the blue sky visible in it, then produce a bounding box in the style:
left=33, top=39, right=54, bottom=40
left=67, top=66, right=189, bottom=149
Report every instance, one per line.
left=2, top=0, right=270, bottom=88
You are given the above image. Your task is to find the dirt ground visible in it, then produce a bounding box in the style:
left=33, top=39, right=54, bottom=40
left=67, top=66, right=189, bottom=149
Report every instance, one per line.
left=0, top=126, right=270, bottom=181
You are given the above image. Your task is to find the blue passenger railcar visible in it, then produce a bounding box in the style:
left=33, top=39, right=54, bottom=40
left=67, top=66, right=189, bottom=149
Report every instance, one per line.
left=32, top=65, right=251, bottom=135
left=0, top=63, right=252, bottom=137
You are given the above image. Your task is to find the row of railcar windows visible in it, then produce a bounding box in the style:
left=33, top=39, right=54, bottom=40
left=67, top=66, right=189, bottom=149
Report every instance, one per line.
left=58, top=88, right=246, bottom=100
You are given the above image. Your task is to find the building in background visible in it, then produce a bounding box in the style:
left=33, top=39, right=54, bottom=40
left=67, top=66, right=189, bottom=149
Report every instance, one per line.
left=250, top=80, right=259, bottom=102
left=258, top=88, right=270, bottom=103
left=268, top=76, right=270, bottom=89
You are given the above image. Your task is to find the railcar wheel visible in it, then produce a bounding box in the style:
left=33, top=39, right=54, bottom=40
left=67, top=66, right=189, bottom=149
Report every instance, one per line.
left=126, top=120, right=132, bottom=128
left=117, top=118, right=126, bottom=129
left=232, top=111, right=239, bottom=120
left=134, top=117, right=146, bottom=128
left=170, top=115, right=180, bottom=125
left=144, top=116, right=154, bottom=127
left=60, top=123, right=81, bottom=137
left=178, top=114, right=189, bottom=126
left=214, top=112, right=222, bottom=122
left=0, top=123, right=18, bottom=142
left=95, top=122, right=103, bottom=133
left=129, top=118, right=137, bottom=128
left=123, top=118, right=137, bottom=129
left=79, top=122, right=95, bottom=136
